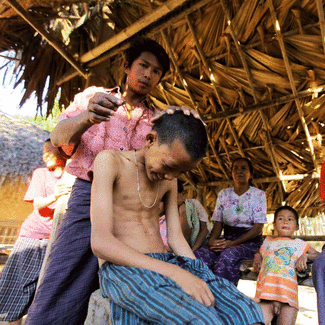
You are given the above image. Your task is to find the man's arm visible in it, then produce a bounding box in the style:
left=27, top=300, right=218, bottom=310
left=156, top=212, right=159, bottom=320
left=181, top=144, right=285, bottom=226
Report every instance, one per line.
left=51, top=92, right=124, bottom=146
left=91, top=151, right=214, bottom=306
left=164, top=180, right=196, bottom=259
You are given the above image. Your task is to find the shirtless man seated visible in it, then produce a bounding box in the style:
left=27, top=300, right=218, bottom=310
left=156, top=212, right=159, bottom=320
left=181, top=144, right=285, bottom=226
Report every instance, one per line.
left=90, top=110, right=264, bottom=324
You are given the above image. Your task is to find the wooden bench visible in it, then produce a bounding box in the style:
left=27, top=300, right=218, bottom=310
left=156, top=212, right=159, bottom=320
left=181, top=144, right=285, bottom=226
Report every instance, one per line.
left=84, top=290, right=112, bottom=325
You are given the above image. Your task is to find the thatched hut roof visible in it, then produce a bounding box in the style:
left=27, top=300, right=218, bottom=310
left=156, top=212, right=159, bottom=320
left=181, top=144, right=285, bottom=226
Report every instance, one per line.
left=1, top=0, right=325, bottom=217
left=0, top=112, right=49, bottom=222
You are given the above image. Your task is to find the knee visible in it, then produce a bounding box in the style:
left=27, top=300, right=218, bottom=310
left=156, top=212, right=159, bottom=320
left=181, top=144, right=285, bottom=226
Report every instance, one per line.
left=313, top=252, right=325, bottom=278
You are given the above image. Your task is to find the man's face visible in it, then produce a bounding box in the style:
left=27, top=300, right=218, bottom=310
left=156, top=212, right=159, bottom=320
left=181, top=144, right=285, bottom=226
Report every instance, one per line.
left=144, top=138, right=200, bottom=182
left=125, top=51, right=163, bottom=96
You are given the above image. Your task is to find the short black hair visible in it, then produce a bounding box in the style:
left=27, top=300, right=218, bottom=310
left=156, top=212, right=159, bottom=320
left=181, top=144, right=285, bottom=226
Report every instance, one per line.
left=152, top=110, right=208, bottom=161
left=274, top=206, right=299, bottom=226
left=125, top=37, right=170, bottom=79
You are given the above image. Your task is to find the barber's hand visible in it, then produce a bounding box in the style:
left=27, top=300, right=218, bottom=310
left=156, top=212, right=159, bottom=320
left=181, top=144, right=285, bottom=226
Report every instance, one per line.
left=209, top=238, right=232, bottom=252
left=87, top=92, right=125, bottom=125
left=171, top=267, right=215, bottom=307
left=54, top=183, right=72, bottom=200
left=151, top=105, right=204, bottom=124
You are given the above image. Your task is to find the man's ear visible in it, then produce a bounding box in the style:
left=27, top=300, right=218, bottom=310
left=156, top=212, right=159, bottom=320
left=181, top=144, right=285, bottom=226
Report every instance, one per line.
left=146, top=131, right=158, bottom=146
left=124, top=61, right=130, bottom=74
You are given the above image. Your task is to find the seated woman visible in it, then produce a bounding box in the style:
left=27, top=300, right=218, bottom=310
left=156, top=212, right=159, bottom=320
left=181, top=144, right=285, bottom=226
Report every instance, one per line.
left=177, top=181, right=211, bottom=252
left=194, top=157, right=267, bottom=286
left=159, top=181, right=211, bottom=252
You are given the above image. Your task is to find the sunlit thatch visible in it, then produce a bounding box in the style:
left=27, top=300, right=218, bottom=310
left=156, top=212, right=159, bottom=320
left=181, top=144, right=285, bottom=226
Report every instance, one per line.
left=1, top=0, right=325, bottom=217
left=0, top=112, right=49, bottom=222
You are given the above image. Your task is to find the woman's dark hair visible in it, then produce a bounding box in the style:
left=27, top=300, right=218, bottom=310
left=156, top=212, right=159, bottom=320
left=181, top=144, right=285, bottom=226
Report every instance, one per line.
left=274, top=206, right=299, bottom=226
left=125, top=36, right=170, bottom=79
left=152, top=110, right=208, bottom=161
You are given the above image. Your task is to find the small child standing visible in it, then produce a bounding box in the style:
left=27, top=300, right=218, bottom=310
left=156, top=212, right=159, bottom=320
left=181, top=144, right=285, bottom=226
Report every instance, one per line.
left=253, top=206, right=319, bottom=325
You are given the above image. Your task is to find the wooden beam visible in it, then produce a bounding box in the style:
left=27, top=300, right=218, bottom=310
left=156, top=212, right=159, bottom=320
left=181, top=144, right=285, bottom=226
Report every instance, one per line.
left=56, top=0, right=212, bottom=85
left=204, top=83, right=325, bottom=122
left=4, top=0, right=88, bottom=79
left=220, top=0, right=285, bottom=200
left=79, top=0, right=204, bottom=64
left=316, top=0, right=325, bottom=58
left=268, top=0, right=317, bottom=169
left=185, top=14, right=245, bottom=158
left=199, top=172, right=320, bottom=187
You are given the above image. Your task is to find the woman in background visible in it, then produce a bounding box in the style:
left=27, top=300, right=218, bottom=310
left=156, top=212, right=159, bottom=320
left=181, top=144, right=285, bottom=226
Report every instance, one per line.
left=195, top=157, right=267, bottom=286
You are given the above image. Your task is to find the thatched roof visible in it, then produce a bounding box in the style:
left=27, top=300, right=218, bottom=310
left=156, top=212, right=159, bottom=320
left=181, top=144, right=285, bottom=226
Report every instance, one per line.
left=1, top=0, right=325, bottom=217
left=0, top=112, right=49, bottom=222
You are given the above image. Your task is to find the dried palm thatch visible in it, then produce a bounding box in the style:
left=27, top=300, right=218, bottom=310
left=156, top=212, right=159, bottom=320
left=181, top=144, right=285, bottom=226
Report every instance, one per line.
left=1, top=0, right=325, bottom=218
left=0, top=112, right=49, bottom=222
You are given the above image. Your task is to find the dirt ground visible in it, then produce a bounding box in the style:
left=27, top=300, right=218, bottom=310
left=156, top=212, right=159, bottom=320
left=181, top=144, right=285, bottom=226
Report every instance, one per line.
left=238, top=279, right=318, bottom=325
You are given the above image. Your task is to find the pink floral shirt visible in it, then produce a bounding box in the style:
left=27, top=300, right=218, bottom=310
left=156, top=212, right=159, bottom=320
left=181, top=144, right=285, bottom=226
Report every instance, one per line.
left=58, top=86, right=160, bottom=181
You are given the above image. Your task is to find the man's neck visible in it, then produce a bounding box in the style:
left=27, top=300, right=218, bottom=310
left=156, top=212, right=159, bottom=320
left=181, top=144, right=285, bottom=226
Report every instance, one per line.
left=123, top=89, right=147, bottom=107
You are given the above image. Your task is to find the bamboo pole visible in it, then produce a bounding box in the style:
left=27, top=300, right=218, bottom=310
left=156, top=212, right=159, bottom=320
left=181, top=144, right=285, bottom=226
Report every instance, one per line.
left=267, top=0, right=317, bottom=169
left=220, top=0, right=285, bottom=200
left=199, top=172, right=320, bottom=187
left=79, top=0, right=204, bottom=64
left=185, top=14, right=245, bottom=157
left=56, top=0, right=213, bottom=85
left=204, top=84, right=325, bottom=122
left=316, top=0, right=325, bottom=58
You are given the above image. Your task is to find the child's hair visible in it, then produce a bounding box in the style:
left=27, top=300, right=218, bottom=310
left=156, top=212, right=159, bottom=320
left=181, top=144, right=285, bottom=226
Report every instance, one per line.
left=152, top=110, right=208, bottom=161
left=125, top=36, right=170, bottom=79
left=274, top=205, right=299, bottom=226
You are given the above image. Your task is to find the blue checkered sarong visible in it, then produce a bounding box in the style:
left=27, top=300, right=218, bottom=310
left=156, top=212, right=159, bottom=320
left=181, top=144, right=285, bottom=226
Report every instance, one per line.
left=100, top=253, right=264, bottom=325
left=0, top=237, right=48, bottom=321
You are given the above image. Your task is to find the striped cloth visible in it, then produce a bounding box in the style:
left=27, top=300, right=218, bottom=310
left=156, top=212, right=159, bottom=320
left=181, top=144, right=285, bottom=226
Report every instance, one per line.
left=99, top=253, right=264, bottom=325
left=0, top=237, right=48, bottom=321
left=255, top=237, right=310, bottom=309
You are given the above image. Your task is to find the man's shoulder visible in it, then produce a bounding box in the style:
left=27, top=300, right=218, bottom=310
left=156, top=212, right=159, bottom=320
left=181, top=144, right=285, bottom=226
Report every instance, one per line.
left=248, top=186, right=265, bottom=196
left=32, top=167, right=48, bottom=176
left=96, top=150, right=135, bottom=168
